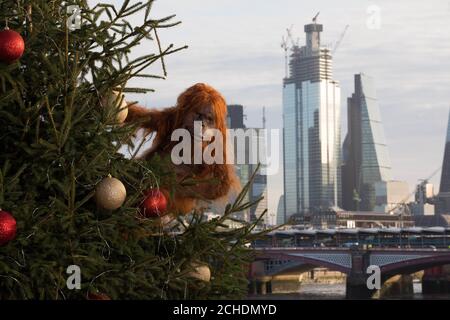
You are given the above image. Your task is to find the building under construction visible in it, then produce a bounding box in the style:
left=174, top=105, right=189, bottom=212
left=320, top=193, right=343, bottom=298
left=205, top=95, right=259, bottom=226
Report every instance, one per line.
left=282, top=15, right=341, bottom=221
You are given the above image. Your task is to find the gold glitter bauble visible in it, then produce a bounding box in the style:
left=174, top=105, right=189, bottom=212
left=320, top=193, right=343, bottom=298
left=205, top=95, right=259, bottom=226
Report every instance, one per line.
left=95, top=176, right=127, bottom=210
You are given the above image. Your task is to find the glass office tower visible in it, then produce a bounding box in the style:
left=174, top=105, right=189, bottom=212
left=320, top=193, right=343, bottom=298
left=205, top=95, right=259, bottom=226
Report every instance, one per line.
left=227, top=105, right=269, bottom=223
left=248, top=128, right=269, bottom=224
left=437, top=109, right=450, bottom=214
left=282, top=21, right=341, bottom=221
left=342, top=74, right=392, bottom=211
left=440, top=109, right=450, bottom=193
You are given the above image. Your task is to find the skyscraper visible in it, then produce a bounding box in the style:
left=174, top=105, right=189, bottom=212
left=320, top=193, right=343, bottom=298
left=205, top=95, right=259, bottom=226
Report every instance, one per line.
left=276, top=195, right=285, bottom=225
left=227, top=104, right=245, bottom=129
left=248, top=128, right=268, bottom=224
left=227, top=105, right=269, bottom=224
left=282, top=20, right=341, bottom=221
left=437, top=109, right=450, bottom=214
left=227, top=105, right=250, bottom=221
left=342, top=73, right=392, bottom=211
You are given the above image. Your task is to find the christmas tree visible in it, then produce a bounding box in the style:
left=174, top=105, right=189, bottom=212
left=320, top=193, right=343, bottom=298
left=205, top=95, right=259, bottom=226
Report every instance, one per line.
left=0, top=0, right=263, bottom=300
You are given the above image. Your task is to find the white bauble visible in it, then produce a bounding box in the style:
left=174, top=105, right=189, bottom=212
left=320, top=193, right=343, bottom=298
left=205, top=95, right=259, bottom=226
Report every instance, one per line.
left=187, top=262, right=211, bottom=282
left=104, top=90, right=129, bottom=123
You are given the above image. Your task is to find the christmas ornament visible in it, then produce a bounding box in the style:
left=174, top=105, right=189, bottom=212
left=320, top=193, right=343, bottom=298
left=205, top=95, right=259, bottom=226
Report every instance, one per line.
left=0, top=210, right=17, bottom=246
left=141, top=188, right=168, bottom=218
left=159, top=213, right=175, bottom=227
left=187, top=262, right=211, bottom=282
left=95, top=175, right=127, bottom=210
left=0, top=28, right=25, bottom=63
left=87, top=292, right=111, bottom=300
left=103, top=90, right=129, bottom=124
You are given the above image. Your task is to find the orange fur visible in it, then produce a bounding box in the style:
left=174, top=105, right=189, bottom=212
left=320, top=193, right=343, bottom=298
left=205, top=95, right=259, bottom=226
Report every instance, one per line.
left=126, top=83, right=241, bottom=214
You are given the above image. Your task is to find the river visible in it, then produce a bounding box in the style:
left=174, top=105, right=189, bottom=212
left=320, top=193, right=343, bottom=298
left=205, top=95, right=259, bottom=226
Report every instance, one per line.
left=249, top=282, right=450, bottom=300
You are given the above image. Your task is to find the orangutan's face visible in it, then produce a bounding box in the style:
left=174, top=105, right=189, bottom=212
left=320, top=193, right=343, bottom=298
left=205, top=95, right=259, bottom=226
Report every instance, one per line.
left=182, top=104, right=216, bottom=140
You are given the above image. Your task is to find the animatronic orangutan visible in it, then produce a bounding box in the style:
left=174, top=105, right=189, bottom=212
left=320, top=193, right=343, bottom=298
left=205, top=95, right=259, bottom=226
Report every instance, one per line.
left=126, top=83, right=241, bottom=215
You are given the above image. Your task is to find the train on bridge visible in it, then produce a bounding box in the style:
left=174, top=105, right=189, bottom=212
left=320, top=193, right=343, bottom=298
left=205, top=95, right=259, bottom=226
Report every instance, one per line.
left=253, top=227, right=450, bottom=249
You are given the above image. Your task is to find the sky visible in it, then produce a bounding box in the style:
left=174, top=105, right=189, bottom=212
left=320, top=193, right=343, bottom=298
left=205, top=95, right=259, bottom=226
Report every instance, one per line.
left=102, top=0, right=450, bottom=222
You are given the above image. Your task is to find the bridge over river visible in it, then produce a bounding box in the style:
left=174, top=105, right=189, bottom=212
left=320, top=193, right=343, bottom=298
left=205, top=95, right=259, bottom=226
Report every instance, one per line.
left=249, top=227, right=450, bottom=298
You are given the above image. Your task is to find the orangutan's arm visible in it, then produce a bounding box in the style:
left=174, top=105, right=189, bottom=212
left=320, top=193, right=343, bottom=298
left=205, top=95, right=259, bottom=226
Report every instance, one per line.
left=126, top=104, right=159, bottom=132
left=126, top=104, right=177, bottom=135
left=126, top=104, right=152, bottom=121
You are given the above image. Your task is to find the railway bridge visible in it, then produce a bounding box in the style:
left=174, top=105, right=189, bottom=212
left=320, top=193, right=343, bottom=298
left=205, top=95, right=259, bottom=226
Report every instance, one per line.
left=250, top=227, right=450, bottom=298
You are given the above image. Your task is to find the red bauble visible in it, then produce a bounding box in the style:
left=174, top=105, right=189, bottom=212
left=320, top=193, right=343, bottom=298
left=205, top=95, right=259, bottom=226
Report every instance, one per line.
left=0, top=29, right=25, bottom=63
left=87, top=292, right=111, bottom=300
left=141, top=189, right=168, bottom=218
left=0, top=210, right=17, bottom=246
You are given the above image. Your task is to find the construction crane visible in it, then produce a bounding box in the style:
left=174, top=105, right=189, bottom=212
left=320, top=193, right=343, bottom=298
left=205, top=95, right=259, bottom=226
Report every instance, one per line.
left=312, top=11, right=320, bottom=23
left=388, top=166, right=442, bottom=216
left=281, top=35, right=289, bottom=78
left=420, top=166, right=442, bottom=183
left=262, top=106, right=266, bottom=129
left=281, top=25, right=298, bottom=78
left=418, top=166, right=442, bottom=204
left=286, top=25, right=299, bottom=48
left=332, top=24, right=349, bottom=55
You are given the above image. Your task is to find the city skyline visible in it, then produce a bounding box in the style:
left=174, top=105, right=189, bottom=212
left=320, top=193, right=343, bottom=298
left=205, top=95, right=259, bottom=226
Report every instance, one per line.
left=108, top=0, right=450, bottom=219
